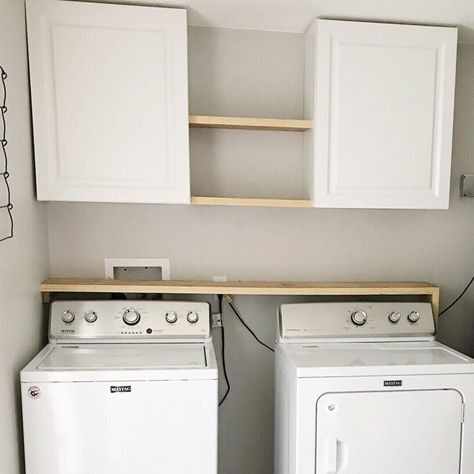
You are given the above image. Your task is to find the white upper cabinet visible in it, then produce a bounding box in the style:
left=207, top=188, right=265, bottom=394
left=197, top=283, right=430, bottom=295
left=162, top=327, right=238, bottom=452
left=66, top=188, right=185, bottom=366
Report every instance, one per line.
left=305, top=20, right=458, bottom=209
left=26, top=0, right=190, bottom=203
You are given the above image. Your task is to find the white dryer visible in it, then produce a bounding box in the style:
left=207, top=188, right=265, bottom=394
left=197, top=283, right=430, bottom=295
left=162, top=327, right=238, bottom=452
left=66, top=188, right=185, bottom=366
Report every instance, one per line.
left=275, top=302, right=474, bottom=474
left=21, top=300, right=217, bottom=474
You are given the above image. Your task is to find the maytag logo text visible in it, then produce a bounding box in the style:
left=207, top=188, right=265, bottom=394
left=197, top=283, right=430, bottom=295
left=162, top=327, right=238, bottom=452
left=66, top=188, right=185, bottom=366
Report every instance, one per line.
left=110, top=385, right=132, bottom=393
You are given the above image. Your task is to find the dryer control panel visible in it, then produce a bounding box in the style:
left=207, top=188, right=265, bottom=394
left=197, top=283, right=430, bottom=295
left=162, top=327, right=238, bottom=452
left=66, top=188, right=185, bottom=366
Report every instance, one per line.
left=279, top=302, right=435, bottom=341
left=49, top=300, right=211, bottom=342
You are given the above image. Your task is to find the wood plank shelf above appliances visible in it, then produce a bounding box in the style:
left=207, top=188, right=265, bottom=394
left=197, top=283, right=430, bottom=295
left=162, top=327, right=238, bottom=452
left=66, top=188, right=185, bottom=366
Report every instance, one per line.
left=189, top=115, right=312, bottom=132
left=41, top=279, right=440, bottom=319
left=191, top=197, right=313, bottom=208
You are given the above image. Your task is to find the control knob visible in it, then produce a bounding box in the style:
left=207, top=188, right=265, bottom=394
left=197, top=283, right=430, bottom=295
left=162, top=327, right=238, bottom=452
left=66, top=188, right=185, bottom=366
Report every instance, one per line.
left=187, top=311, right=199, bottom=324
left=408, top=311, right=421, bottom=323
left=123, top=308, right=141, bottom=326
left=388, top=311, right=401, bottom=324
left=351, top=310, right=367, bottom=326
left=165, top=311, right=178, bottom=324
left=62, top=310, right=75, bottom=324
left=84, top=310, right=98, bottom=323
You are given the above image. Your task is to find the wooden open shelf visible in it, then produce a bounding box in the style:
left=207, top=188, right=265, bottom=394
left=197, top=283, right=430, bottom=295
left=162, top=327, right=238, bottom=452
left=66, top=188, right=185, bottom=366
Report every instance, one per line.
left=41, top=278, right=440, bottom=318
left=189, top=115, right=312, bottom=132
left=189, top=115, right=312, bottom=207
left=191, top=196, right=312, bottom=208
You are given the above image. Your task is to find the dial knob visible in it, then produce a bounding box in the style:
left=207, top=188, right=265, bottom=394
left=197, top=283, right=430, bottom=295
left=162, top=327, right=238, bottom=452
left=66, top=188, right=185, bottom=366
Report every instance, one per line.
left=351, top=310, right=367, bottom=326
left=84, top=310, right=98, bottom=323
left=388, top=311, right=401, bottom=324
left=408, top=311, right=421, bottom=323
left=62, top=310, right=75, bottom=324
left=165, top=311, right=178, bottom=324
left=187, top=311, right=199, bottom=324
left=123, top=308, right=141, bottom=326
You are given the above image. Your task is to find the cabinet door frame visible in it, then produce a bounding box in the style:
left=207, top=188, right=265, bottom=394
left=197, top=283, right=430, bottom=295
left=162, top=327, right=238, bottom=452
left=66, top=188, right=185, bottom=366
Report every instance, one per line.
left=27, top=0, right=190, bottom=204
left=306, top=19, right=457, bottom=209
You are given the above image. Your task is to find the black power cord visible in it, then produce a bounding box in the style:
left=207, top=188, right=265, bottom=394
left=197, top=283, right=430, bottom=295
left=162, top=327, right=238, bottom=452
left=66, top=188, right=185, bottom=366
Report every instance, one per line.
left=217, top=294, right=274, bottom=406
left=439, top=273, right=474, bottom=317
left=224, top=295, right=274, bottom=353
left=217, top=295, right=230, bottom=407
left=0, top=65, right=13, bottom=243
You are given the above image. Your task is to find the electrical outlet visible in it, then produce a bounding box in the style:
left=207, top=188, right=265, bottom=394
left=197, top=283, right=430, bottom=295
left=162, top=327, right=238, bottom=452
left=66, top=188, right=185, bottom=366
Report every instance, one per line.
left=211, top=312, right=223, bottom=328
left=213, top=276, right=228, bottom=282
left=461, top=175, right=474, bottom=197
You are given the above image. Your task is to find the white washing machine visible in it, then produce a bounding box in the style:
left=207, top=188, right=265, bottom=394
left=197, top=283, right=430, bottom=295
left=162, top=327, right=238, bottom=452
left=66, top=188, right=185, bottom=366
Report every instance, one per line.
left=275, top=302, right=474, bottom=474
left=21, top=300, right=218, bottom=474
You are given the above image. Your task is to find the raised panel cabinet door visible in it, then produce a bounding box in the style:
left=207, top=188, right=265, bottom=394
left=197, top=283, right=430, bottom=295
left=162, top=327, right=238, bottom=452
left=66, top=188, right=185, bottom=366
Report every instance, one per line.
left=26, top=0, right=190, bottom=203
left=307, top=20, right=457, bottom=209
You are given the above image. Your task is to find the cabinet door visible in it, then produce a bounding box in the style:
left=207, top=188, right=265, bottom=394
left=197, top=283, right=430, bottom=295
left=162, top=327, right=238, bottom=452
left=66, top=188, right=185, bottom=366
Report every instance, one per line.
left=308, top=20, right=457, bottom=209
left=316, top=390, right=463, bottom=473
left=26, top=0, right=189, bottom=203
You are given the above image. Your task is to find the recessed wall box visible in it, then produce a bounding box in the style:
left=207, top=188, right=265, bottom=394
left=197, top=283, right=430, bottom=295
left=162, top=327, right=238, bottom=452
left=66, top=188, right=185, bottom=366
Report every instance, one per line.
left=104, top=258, right=171, bottom=280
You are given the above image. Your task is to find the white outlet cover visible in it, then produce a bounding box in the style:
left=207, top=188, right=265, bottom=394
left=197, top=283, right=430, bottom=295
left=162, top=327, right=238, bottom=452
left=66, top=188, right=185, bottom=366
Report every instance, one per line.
left=461, top=174, right=474, bottom=197
left=104, top=258, right=171, bottom=280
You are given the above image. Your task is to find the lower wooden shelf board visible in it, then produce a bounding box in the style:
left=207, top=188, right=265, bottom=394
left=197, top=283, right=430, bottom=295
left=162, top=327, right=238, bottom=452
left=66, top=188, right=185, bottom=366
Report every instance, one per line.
left=191, top=196, right=313, bottom=208
left=41, top=278, right=439, bottom=296
left=40, top=278, right=440, bottom=318
left=189, top=115, right=312, bottom=132
left=41, top=278, right=439, bottom=320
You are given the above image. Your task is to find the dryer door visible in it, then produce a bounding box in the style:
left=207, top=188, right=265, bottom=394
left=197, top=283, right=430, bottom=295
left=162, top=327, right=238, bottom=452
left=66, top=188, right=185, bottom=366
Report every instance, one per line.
left=316, top=389, right=462, bottom=474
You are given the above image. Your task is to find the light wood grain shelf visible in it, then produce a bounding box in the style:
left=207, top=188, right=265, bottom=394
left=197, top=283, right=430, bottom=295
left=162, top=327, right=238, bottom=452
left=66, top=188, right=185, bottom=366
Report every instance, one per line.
left=191, top=196, right=312, bottom=208
left=41, top=278, right=440, bottom=318
left=189, top=115, right=312, bottom=207
left=189, top=115, right=312, bottom=132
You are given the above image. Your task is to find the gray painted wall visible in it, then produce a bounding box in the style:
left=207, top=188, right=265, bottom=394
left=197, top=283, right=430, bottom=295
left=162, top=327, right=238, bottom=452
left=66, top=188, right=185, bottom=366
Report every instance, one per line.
left=45, top=27, right=474, bottom=474
left=0, top=1, right=50, bottom=473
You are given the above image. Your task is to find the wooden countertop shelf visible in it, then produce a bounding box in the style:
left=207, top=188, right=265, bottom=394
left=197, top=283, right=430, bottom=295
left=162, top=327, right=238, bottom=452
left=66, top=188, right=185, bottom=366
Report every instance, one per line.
left=41, top=278, right=439, bottom=318
left=189, top=115, right=312, bottom=132
left=191, top=196, right=312, bottom=208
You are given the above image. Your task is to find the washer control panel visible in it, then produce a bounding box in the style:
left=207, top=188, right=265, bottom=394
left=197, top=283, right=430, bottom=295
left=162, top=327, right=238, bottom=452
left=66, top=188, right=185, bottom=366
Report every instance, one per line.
left=50, top=300, right=210, bottom=342
left=280, top=302, right=435, bottom=340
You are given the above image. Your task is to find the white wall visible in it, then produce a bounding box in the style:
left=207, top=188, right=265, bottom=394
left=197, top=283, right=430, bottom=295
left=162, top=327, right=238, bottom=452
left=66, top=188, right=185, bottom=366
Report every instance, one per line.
left=0, top=1, right=50, bottom=473
left=45, top=28, right=474, bottom=474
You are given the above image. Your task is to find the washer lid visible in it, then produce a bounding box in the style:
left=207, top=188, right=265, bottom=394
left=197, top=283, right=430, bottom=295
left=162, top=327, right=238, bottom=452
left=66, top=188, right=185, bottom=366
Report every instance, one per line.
left=37, top=344, right=207, bottom=370
left=20, top=343, right=218, bottom=382
left=280, top=341, right=474, bottom=377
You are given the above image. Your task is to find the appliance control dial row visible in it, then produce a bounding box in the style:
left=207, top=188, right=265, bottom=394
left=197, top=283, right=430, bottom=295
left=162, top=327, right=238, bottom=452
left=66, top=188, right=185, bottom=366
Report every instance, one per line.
left=165, top=311, right=199, bottom=324
left=351, top=310, right=367, bottom=326
left=123, top=308, right=141, bottom=326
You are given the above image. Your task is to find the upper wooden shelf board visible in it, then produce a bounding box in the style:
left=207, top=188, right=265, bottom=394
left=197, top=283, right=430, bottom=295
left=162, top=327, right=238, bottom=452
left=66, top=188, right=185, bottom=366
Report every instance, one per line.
left=189, top=115, right=312, bottom=132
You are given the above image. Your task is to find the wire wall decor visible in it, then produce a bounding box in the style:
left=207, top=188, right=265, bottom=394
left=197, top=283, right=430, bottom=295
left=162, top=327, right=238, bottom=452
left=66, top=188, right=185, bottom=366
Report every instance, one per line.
left=0, top=65, right=13, bottom=242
